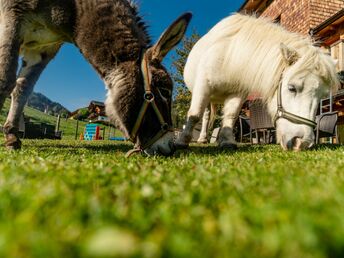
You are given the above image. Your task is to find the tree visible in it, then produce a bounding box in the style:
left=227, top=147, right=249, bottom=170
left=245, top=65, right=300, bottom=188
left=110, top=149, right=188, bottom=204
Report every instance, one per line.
left=171, top=32, right=200, bottom=128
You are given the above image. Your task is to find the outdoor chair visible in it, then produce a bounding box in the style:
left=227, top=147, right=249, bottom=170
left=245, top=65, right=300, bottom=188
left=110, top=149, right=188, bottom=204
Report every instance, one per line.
left=238, top=115, right=251, bottom=142
left=249, top=100, right=275, bottom=144
left=315, top=111, right=339, bottom=144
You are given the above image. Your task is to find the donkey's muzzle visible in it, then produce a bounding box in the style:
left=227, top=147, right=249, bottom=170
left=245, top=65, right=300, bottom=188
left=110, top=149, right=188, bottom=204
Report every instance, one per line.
left=157, top=139, right=176, bottom=156
left=144, top=132, right=176, bottom=156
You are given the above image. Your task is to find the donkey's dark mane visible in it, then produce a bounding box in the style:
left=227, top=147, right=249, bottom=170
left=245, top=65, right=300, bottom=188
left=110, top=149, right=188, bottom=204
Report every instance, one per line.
left=128, top=0, right=152, bottom=46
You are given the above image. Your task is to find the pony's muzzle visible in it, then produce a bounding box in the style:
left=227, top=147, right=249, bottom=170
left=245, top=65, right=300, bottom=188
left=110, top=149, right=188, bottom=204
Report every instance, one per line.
left=281, top=136, right=313, bottom=151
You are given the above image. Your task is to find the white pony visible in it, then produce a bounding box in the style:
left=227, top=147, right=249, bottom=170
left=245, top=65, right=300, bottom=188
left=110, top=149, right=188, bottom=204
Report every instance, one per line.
left=175, top=13, right=339, bottom=151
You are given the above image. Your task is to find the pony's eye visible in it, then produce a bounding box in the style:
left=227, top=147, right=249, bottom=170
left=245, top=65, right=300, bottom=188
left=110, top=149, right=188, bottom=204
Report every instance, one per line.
left=288, top=85, right=297, bottom=93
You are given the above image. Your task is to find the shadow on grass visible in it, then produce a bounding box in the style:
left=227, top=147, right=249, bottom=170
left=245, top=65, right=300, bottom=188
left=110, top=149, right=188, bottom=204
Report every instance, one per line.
left=19, top=139, right=344, bottom=157
left=18, top=139, right=269, bottom=157
left=174, top=143, right=276, bottom=157
left=310, top=143, right=344, bottom=151
left=21, top=140, right=133, bottom=153
left=175, top=143, right=344, bottom=157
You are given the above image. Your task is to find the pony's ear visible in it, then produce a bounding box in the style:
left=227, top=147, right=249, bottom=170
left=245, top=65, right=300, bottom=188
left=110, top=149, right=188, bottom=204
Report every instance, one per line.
left=149, top=12, right=192, bottom=62
left=280, top=43, right=300, bottom=66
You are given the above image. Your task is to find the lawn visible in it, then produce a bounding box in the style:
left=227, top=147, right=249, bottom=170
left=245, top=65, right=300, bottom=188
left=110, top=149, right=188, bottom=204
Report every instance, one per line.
left=0, top=140, right=343, bottom=258
left=0, top=99, right=121, bottom=140
left=0, top=99, right=87, bottom=140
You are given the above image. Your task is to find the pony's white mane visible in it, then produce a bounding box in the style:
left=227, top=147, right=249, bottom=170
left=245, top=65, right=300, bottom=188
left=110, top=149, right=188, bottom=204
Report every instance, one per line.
left=211, top=14, right=339, bottom=100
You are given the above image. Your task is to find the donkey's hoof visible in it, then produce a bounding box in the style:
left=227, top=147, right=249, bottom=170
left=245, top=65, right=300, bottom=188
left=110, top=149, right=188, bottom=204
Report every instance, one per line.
left=197, top=139, right=208, bottom=144
left=5, top=134, right=22, bottom=150
left=5, top=141, right=22, bottom=150
left=219, top=143, right=238, bottom=150
left=6, top=144, right=21, bottom=151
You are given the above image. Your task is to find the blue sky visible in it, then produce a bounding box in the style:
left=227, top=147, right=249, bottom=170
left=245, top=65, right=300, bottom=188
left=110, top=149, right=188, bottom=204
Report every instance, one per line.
left=33, top=0, right=243, bottom=111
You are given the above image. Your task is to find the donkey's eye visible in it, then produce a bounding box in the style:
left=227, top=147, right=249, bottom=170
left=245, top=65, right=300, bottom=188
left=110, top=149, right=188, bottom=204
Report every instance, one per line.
left=288, top=85, right=297, bottom=93
left=158, top=88, right=171, bottom=98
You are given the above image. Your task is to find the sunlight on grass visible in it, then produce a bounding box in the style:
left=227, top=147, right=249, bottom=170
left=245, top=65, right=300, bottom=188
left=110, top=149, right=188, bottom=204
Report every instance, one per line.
left=0, top=140, right=343, bottom=257
left=0, top=99, right=122, bottom=140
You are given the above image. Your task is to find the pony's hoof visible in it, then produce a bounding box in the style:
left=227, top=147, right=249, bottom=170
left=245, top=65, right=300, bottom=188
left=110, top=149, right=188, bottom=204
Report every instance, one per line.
left=219, top=143, right=237, bottom=150
left=197, top=139, right=208, bottom=144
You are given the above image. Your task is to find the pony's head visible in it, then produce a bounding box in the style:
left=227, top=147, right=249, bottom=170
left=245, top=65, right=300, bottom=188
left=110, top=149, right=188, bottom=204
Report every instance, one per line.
left=106, top=13, right=192, bottom=156
left=270, top=43, right=340, bottom=151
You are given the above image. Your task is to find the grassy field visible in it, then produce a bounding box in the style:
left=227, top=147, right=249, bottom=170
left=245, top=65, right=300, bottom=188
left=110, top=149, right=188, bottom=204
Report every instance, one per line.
left=0, top=99, right=121, bottom=140
left=0, top=140, right=343, bottom=258
left=0, top=99, right=87, bottom=139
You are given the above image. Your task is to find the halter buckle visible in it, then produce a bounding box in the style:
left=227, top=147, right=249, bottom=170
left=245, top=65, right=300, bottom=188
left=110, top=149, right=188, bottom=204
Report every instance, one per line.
left=277, top=109, right=283, bottom=118
left=144, top=92, right=155, bottom=102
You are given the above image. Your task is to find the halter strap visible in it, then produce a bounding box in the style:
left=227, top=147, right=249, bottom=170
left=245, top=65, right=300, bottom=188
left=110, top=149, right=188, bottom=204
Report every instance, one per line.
left=273, top=80, right=317, bottom=128
left=128, top=50, right=171, bottom=152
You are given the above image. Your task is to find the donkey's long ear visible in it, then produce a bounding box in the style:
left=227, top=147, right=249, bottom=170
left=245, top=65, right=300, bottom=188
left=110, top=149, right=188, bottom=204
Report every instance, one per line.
left=280, top=43, right=300, bottom=66
left=150, top=12, right=192, bottom=61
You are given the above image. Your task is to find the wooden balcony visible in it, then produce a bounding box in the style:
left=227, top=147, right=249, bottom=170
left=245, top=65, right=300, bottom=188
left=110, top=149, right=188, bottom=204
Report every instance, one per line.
left=320, top=89, right=344, bottom=125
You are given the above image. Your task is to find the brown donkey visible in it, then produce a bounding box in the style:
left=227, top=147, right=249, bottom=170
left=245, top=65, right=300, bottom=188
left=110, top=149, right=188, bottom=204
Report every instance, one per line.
left=0, top=0, right=191, bottom=156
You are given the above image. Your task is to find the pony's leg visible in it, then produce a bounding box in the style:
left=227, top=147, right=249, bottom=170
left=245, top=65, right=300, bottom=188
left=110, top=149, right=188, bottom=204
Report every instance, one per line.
left=175, top=79, right=210, bottom=148
left=197, top=106, right=210, bottom=144
left=218, top=95, right=245, bottom=149
left=3, top=46, right=60, bottom=149
left=0, top=14, right=21, bottom=111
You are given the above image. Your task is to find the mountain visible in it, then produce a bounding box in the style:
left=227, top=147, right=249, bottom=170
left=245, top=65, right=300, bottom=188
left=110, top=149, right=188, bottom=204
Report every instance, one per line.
left=27, top=92, right=70, bottom=116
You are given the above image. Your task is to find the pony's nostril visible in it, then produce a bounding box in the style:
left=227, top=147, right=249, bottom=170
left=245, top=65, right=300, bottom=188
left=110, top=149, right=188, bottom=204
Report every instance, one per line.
left=287, top=136, right=302, bottom=151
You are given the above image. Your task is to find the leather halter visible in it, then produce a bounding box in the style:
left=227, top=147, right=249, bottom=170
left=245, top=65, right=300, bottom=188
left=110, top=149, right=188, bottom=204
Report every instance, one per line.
left=273, top=79, right=317, bottom=129
left=127, top=50, right=171, bottom=153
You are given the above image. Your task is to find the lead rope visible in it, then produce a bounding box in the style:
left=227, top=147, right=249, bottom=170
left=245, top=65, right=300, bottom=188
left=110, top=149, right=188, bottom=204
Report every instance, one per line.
left=126, top=51, right=170, bottom=157
left=126, top=52, right=150, bottom=158
left=125, top=147, right=143, bottom=158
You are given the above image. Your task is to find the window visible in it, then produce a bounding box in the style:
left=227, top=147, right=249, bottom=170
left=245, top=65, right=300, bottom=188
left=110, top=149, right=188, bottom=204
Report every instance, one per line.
left=330, top=40, right=344, bottom=89
left=330, top=40, right=344, bottom=72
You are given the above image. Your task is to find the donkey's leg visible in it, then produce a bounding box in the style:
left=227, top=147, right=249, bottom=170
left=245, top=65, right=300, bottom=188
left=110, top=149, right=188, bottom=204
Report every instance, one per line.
left=0, top=14, right=21, bottom=110
left=197, top=106, right=210, bottom=144
left=175, top=78, right=210, bottom=148
left=3, top=46, right=60, bottom=149
left=218, top=95, right=245, bottom=150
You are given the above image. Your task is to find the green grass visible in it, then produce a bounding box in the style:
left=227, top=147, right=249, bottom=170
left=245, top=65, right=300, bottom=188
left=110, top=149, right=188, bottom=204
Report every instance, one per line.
left=0, top=99, right=121, bottom=140
left=0, top=140, right=343, bottom=258
left=0, top=99, right=86, bottom=139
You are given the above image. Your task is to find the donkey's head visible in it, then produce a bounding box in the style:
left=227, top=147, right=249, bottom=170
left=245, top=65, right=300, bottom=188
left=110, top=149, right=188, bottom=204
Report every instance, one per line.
left=270, top=43, right=339, bottom=151
left=106, top=13, right=192, bottom=156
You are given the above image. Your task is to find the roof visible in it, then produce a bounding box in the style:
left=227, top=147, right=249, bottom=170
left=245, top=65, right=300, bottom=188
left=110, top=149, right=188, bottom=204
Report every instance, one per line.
left=309, top=9, right=344, bottom=45
left=310, top=9, right=344, bottom=36
left=89, top=101, right=105, bottom=107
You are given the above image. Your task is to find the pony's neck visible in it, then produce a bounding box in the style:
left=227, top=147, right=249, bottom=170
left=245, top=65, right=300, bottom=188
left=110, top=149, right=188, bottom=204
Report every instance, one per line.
left=73, top=0, right=150, bottom=78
